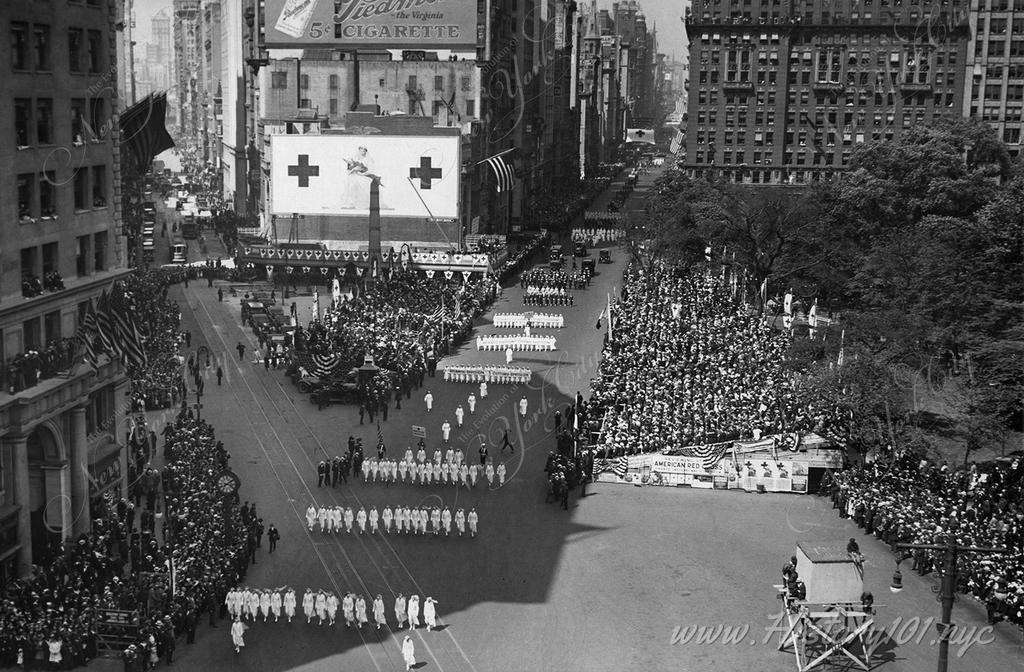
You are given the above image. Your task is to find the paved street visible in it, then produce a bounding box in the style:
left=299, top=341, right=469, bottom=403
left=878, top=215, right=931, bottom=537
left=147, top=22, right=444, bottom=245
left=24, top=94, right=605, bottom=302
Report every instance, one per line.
left=120, top=168, right=1023, bottom=672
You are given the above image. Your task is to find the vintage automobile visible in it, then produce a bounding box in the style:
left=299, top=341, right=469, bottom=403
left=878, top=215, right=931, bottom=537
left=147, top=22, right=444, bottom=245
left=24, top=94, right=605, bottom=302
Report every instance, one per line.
left=599, top=249, right=612, bottom=263
left=311, top=380, right=361, bottom=409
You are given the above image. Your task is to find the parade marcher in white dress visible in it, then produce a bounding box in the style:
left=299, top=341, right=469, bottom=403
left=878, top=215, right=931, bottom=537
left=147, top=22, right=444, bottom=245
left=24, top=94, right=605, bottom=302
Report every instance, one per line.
left=344, top=506, right=354, bottom=533
left=342, top=593, right=355, bottom=627
left=395, top=593, right=408, bottom=629
left=326, top=592, right=339, bottom=626
left=468, top=508, right=479, bottom=537
left=402, top=635, right=416, bottom=671
left=356, top=506, right=367, bottom=534
left=441, top=421, right=451, bottom=444
left=231, top=618, right=248, bottom=653
left=407, top=595, right=421, bottom=629
left=468, top=393, right=476, bottom=413
left=315, top=590, right=328, bottom=625
left=424, top=391, right=433, bottom=411
left=497, top=462, right=507, bottom=486
left=519, top=397, right=528, bottom=417
left=455, top=508, right=466, bottom=536
left=302, top=589, right=315, bottom=624
left=331, top=506, right=342, bottom=534
left=468, top=463, right=478, bottom=487
left=431, top=507, right=441, bottom=535
left=284, top=588, right=297, bottom=623
left=505, top=346, right=514, bottom=364
left=373, top=595, right=387, bottom=629
left=485, top=461, right=495, bottom=486
left=355, top=594, right=369, bottom=628
left=455, top=405, right=465, bottom=427
left=369, top=506, right=380, bottom=533
left=318, top=505, right=328, bottom=532
left=271, top=589, right=283, bottom=622
left=260, top=590, right=272, bottom=622
left=305, top=505, right=317, bottom=531
left=383, top=506, right=394, bottom=533
left=424, top=597, right=438, bottom=631
left=441, top=507, right=453, bottom=536
left=479, top=381, right=488, bottom=398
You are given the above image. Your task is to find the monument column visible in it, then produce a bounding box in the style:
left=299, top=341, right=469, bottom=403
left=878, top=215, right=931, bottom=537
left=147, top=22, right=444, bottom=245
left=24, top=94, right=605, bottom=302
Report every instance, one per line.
left=70, top=406, right=91, bottom=536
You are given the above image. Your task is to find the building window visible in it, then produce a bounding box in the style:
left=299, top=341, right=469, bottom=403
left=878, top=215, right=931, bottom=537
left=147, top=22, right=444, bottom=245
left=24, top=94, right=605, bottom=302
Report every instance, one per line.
left=93, top=232, right=107, bottom=271
left=74, top=168, right=88, bottom=210
left=76, top=235, right=89, bottom=276
left=11, top=22, right=29, bottom=69
left=271, top=71, right=287, bottom=88
left=33, top=24, right=51, bottom=70
left=21, top=247, right=38, bottom=285
left=432, top=100, right=442, bottom=116
left=23, top=317, right=41, bottom=351
left=407, top=75, right=417, bottom=90
left=434, top=75, right=444, bottom=91
left=18, top=174, right=34, bottom=220
left=71, top=99, right=85, bottom=144
left=379, top=78, right=385, bottom=87
left=44, top=310, right=61, bottom=342
left=300, top=74, right=309, bottom=89
left=1005, top=128, right=1021, bottom=144
left=461, top=75, right=471, bottom=91
left=15, top=98, right=31, bottom=147
left=329, top=74, right=339, bottom=90
left=466, top=99, right=475, bottom=117
left=329, top=98, right=338, bottom=114
left=89, top=97, right=106, bottom=139
left=86, top=30, right=102, bottom=73
left=39, top=172, right=56, bottom=217
left=299, top=98, right=311, bottom=108
left=36, top=98, right=53, bottom=144
left=68, top=28, right=83, bottom=71
left=91, top=165, right=106, bottom=207
left=42, top=242, right=58, bottom=276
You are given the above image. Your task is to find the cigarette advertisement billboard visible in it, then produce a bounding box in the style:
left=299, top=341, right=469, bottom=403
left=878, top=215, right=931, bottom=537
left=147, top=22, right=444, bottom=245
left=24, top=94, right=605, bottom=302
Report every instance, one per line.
left=264, top=0, right=478, bottom=49
left=270, top=134, right=460, bottom=221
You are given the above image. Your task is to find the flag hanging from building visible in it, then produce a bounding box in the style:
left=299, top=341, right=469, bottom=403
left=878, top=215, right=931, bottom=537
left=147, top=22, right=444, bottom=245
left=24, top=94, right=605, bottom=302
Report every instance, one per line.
left=669, top=129, right=684, bottom=155
left=484, top=151, right=517, bottom=192
left=108, top=282, right=148, bottom=369
left=75, top=299, right=100, bottom=366
left=119, top=92, right=175, bottom=179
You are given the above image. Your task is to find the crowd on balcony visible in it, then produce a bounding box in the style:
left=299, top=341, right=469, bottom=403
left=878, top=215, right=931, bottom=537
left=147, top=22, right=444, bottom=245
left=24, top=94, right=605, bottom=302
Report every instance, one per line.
left=3, top=339, right=79, bottom=395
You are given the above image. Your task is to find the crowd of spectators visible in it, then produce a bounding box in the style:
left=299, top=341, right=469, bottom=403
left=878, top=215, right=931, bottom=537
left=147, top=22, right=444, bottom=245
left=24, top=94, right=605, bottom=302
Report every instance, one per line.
left=831, top=455, right=1024, bottom=629
left=0, top=414, right=253, bottom=669
left=585, top=261, right=833, bottom=457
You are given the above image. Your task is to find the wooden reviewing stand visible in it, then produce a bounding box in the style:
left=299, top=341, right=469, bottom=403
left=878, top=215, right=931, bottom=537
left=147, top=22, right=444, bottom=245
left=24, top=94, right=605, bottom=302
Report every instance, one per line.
left=774, top=541, right=877, bottom=672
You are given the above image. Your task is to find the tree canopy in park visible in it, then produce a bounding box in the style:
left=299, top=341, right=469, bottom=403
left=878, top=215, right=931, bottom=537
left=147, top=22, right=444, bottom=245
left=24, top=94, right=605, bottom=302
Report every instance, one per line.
left=642, top=118, right=1023, bottom=456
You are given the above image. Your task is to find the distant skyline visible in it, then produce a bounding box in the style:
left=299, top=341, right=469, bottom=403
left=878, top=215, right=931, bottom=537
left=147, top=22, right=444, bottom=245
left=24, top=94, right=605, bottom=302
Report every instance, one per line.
left=130, top=0, right=687, bottom=61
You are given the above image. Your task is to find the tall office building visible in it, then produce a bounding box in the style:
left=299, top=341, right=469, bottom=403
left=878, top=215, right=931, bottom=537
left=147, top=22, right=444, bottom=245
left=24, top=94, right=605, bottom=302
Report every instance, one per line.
left=964, top=0, right=1024, bottom=158
left=0, top=0, right=130, bottom=585
left=684, top=0, right=971, bottom=184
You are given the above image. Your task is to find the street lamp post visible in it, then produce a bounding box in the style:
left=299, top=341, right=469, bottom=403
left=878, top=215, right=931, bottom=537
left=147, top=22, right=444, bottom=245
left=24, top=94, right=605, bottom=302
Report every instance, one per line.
left=889, top=536, right=1007, bottom=672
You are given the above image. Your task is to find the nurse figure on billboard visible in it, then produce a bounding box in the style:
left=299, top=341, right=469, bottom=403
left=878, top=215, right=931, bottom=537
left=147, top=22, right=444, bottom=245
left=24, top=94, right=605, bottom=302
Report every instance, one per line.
left=341, top=146, right=389, bottom=210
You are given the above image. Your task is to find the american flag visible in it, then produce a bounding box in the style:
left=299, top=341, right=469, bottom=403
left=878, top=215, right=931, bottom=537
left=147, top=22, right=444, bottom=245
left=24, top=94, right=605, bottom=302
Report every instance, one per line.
left=613, top=456, right=628, bottom=479
left=310, top=353, right=341, bottom=377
